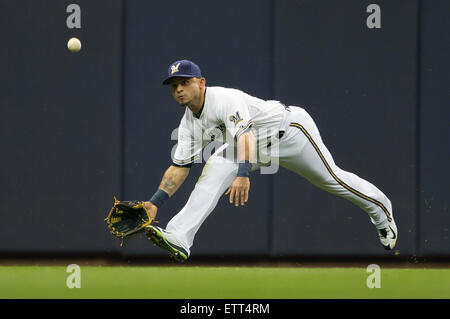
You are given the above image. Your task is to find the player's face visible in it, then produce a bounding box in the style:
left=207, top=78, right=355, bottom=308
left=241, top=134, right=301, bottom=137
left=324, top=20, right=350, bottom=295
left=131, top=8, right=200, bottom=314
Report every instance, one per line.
left=169, top=77, right=203, bottom=106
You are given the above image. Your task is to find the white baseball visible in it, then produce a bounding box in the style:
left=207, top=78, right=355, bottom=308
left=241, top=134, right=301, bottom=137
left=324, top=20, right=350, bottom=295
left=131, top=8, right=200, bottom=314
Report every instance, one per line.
left=67, top=37, right=82, bottom=52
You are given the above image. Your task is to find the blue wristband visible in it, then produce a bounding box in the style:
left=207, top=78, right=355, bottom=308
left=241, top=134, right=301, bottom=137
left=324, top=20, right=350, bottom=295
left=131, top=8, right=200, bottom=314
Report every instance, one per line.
left=237, top=160, right=252, bottom=177
left=149, top=189, right=169, bottom=208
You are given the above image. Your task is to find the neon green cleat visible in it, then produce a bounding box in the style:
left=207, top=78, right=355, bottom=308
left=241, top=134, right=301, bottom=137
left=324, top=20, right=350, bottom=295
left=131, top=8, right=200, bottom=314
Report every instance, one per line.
left=145, top=225, right=189, bottom=262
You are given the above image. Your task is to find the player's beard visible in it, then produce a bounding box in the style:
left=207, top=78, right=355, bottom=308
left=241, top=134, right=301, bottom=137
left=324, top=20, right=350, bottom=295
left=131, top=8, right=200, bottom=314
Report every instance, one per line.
left=179, top=96, right=194, bottom=108
left=176, top=95, right=191, bottom=107
left=179, top=100, right=190, bottom=107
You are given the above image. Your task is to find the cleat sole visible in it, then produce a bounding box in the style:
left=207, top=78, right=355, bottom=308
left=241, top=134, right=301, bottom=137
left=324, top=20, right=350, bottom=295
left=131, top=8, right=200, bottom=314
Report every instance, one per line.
left=145, top=226, right=188, bottom=262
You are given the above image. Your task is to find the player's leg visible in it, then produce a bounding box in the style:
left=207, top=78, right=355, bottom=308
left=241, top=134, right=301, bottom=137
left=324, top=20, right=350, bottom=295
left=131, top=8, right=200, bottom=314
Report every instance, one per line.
left=278, top=107, right=397, bottom=249
left=157, top=144, right=239, bottom=256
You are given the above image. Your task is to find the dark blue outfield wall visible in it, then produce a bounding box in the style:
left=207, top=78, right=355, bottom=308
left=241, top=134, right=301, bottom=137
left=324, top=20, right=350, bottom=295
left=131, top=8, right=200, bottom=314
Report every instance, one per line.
left=0, top=0, right=123, bottom=254
left=418, top=0, right=450, bottom=257
left=0, top=0, right=448, bottom=258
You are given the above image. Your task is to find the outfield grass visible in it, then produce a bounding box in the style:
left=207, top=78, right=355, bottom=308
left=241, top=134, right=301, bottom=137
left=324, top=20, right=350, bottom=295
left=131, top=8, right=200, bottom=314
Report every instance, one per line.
left=0, top=265, right=449, bottom=299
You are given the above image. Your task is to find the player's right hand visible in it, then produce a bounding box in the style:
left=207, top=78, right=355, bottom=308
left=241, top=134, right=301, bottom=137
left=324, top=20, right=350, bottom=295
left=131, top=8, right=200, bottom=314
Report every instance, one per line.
left=225, top=176, right=250, bottom=207
left=143, top=201, right=158, bottom=219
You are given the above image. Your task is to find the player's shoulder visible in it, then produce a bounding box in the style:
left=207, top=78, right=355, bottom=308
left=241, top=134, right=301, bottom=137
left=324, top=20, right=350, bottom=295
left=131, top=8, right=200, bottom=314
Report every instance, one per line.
left=207, top=86, right=244, bottom=96
left=206, top=86, right=248, bottom=104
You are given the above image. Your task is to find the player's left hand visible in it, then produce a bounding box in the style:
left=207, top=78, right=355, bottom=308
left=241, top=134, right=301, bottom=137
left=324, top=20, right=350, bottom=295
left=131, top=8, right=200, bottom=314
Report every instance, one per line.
left=225, top=177, right=250, bottom=207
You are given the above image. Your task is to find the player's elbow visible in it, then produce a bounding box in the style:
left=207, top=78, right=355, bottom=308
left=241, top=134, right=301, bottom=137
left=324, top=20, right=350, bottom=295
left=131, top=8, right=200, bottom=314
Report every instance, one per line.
left=170, top=164, right=190, bottom=175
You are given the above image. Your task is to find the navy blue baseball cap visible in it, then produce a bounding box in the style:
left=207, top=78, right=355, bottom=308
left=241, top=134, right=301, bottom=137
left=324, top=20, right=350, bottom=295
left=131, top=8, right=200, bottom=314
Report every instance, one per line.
left=163, top=59, right=202, bottom=85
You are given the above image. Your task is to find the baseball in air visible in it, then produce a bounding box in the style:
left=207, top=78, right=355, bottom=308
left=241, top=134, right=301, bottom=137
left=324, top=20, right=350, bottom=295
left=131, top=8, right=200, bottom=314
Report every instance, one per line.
left=67, top=37, right=81, bottom=52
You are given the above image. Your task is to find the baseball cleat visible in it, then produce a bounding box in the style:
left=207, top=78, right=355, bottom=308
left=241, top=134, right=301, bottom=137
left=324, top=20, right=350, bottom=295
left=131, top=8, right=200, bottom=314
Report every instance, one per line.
left=378, top=219, right=398, bottom=250
left=145, top=225, right=188, bottom=262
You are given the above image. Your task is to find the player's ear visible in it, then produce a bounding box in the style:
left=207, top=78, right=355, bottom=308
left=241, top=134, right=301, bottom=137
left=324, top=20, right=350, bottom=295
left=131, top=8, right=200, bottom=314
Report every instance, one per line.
left=199, top=77, right=206, bottom=88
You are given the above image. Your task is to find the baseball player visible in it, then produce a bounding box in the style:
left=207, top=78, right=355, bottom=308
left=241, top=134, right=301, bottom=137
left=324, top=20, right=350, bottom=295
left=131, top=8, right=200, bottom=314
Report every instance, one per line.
left=143, top=59, right=398, bottom=261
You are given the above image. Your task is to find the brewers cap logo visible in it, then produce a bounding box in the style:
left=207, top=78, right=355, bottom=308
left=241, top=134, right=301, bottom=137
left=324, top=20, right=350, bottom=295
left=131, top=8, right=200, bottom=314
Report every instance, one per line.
left=171, top=63, right=181, bottom=75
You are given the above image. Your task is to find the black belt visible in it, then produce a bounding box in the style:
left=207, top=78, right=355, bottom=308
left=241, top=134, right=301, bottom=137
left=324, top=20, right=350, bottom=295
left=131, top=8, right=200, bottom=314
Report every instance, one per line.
left=267, top=102, right=288, bottom=146
left=278, top=102, right=289, bottom=139
left=267, top=130, right=284, bottom=148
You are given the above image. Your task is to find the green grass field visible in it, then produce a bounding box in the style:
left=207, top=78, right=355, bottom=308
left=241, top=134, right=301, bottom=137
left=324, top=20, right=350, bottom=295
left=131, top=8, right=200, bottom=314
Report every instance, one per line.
left=1, top=265, right=449, bottom=299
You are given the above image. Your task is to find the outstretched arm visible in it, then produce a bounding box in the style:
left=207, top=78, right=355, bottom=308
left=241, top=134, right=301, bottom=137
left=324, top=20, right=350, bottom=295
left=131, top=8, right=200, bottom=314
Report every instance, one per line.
left=158, top=165, right=190, bottom=196
left=144, top=165, right=190, bottom=218
left=225, top=130, right=256, bottom=206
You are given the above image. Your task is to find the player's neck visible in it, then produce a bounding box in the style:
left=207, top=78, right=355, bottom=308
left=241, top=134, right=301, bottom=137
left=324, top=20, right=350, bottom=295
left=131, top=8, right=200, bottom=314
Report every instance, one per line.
left=187, top=87, right=206, bottom=115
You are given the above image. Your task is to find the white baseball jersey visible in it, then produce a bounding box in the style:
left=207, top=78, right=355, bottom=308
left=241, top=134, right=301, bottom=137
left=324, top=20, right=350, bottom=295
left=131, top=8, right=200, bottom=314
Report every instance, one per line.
left=172, top=86, right=287, bottom=166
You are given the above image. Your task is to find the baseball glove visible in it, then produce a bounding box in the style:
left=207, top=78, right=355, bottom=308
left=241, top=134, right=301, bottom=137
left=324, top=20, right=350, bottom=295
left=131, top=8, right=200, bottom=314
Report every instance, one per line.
left=105, top=197, right=155, bottom=246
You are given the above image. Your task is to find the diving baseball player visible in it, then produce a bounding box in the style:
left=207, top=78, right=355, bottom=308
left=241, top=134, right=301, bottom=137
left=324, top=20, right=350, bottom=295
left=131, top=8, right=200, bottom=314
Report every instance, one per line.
left=143, top=59, right=398, bottom=261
